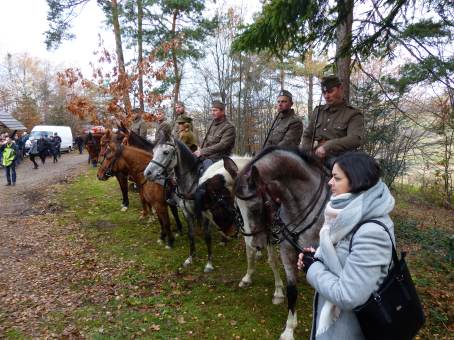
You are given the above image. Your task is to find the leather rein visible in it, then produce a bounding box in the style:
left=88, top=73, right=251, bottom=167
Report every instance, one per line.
left=236, top=171, right=329, bottom=252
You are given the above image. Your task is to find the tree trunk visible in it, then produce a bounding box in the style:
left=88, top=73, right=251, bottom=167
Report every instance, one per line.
left=111, top=0, right=132, bottom=114
left=308, top=74, right=314, bottom=115
left=137, top=0, right=144, bottom=111
left=171, top=9, right=180, bottom=120
left=335, top=0, right=353, bottom=103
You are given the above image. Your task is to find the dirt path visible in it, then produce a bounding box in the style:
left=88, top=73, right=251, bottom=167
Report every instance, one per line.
left=0, top=153, right=127, bottom=337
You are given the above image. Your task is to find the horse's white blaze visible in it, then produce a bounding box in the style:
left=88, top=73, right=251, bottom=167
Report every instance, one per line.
left=280, top=310, right=297, bottom=340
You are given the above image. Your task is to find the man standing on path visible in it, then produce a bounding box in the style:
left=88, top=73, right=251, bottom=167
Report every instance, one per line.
left=53, top=132, right=62, bottom=158
left=301, top=75, right=364, bottom=166
left=194, top=100, right=235, bottom=169
left=263, top=90, right=303, bottom=149
left=0, top=137, right=17, bottom=186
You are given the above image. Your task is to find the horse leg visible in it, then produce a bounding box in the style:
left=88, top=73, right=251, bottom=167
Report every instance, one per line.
left=203, top=217, right=214, bottom=273
left=266, top=244, right=285, bottom=305
left=155, top=202, right=174, bottom=249
left=279, top=243, right=298, bottom=340
left=183, top=213, right=196, bottom=268
left=116, top=174, right=129, bottom=211
left=169, top=204, right=183, bottom=236
left=239, top=243, right=257, bottom=287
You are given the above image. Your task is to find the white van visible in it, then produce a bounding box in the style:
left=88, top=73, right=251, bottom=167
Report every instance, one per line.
left=29, top=125, right=74, bottom=152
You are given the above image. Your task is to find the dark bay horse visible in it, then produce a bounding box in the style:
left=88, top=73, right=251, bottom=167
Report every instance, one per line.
left=97, top=141, right=177, bottom=248
left=144, top=133, right=237, bottom=272
left=233, top=147, right=329, bottom=340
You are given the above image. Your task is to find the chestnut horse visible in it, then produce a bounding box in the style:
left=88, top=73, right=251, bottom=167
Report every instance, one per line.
left=99, top=129, right=183, bottom=237
left=85, top=132, right=102, bottom=167
left=97, top=140, right=177, bottom=248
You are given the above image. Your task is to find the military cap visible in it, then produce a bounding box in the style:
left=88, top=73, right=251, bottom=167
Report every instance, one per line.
left=278, top=89, right=293, bottom=101
left=321, top=75, right=342, bottom=92
left=211, top=100, right=225, bottom=110
left=176, top=116, right=191, bottom=124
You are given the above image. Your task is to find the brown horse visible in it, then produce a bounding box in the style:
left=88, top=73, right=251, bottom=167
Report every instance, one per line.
left=97, top=141, right=176, bottom=248
left=99, top=129, right=183, bottom=235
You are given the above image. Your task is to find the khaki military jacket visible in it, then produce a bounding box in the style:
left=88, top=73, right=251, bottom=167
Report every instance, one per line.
left=301, top=102, right=364, bottom=156
left=264, top=109, right=303, bottom=148
left=200, top=117, right=235, bottom=161
left=172, top=113, right=194, bottom=135
left=178, top=124, right=197, bottom=152
left=131, top=117, right=148, bottom=139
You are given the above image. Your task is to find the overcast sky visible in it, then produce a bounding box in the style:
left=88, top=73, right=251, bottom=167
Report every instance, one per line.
left=0, top=0, right=262, bottom=74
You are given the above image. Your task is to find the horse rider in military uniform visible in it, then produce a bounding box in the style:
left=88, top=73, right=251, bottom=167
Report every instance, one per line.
left=153, top=109, right=172, bottom=143
left=194, top=100, right=236, bottom=170
left=176, top=116, right=198, bottom=152
left=263, top=89, right=303, bottom=149
left=301, top=75, right=364, bottom=167
left=173, top=101, right=197, bottom=140
left=130, top=108, right=148, bottom=139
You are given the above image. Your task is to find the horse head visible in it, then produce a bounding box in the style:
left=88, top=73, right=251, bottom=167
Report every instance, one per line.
left=97, top=141, right=123, bottom=181
left=144, top=136, right=177, bottom=182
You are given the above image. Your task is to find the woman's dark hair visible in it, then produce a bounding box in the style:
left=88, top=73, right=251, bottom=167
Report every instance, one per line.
left=334, top=151, right=381, bottom=193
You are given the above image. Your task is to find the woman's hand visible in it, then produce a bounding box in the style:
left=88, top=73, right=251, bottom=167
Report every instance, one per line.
left=297, top=247, right=317, bottom=272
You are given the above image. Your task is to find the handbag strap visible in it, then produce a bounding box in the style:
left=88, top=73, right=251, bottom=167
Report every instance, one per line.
left=349, top=219, right=399, bottom=268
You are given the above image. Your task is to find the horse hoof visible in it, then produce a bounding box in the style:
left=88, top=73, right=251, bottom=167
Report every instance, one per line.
left=183, top=257, right=193, bottom=267
left=175, top=233, right=180, bottom=238
left=204, top=263, right=214, bottom=273
left=272, top=296, right=285, bottom=305
left=279, top=330, right=295, bottom=340
left=255, top=250, right=263, bottom=260
left=120, top=206, right=128, bottom=212
left=239, top=279, right=252, bottom=288
left=165, top=245, right=171, bottom=250
left=218, top=241, right=227, bottom=247
left=157, top=239, right=164, bottom=245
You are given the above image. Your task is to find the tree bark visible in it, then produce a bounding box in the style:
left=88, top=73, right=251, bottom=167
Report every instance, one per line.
left=335, top=0, right=353, bottom=103
left=137, top=0, right=144, bottom=111
left=308, top=73, right=313, bottom=115
left=111, top=0, right=132, bottom=114
left=171, top=9, right=181, bottom=119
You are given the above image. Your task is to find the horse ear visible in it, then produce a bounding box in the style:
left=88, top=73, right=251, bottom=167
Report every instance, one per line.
left=223, top=157, right=238, bottom=179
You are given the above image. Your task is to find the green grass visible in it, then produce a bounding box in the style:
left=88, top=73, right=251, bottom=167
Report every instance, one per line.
left=45, top=169, right=314, bottom=339
left=5, top=168, right=452, bottom=339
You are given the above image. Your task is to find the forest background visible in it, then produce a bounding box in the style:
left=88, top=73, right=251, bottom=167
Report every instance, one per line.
left=0, top=0, right=453, bottom=206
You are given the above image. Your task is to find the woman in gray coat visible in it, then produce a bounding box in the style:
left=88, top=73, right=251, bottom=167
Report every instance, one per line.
left=298, top=152, right=395, bottom=340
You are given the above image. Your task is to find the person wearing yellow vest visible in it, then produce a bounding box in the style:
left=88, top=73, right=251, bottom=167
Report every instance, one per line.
left=0, top=137, right=17, bottom=186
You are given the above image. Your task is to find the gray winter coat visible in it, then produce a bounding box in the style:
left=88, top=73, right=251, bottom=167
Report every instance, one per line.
left=307, top=181, right=395, bottom=340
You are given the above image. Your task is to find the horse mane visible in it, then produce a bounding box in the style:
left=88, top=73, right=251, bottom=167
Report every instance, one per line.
left=121, top=144, right=152, bottom=159
left=128, top=130, right=154, bottom=151
left=250, top=146, right=320, bottom=169
left=175, top=139, right=199, bottom=169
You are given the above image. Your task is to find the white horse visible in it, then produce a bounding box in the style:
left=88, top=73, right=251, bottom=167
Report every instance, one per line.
left=198, top=156, right=285, bottom=305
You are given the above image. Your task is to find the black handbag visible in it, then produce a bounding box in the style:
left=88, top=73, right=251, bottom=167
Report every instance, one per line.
left=349, top=219, right=425, bottom=340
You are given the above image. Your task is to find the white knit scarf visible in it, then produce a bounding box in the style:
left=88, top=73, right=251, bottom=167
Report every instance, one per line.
left=316, top=192, right=356, bottom=336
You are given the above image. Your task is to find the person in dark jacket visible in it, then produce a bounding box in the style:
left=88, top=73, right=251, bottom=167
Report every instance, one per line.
left=53, top=132, right=62, bottom=158
left=263, top=90, right=303, bottom=149
left=1, top=137, right=18, bottom=185
left=75, top=135, right=84, bottom=154
left=194, top=100, right=235, bottom=169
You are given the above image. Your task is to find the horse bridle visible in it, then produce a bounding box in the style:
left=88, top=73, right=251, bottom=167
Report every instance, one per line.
left=99, top=143, right=124, bottom=179
left=235, top=170, right=329, bottom=251
left=148, top=142, right=177, bottom=181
